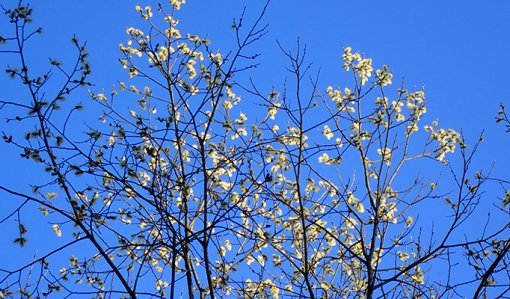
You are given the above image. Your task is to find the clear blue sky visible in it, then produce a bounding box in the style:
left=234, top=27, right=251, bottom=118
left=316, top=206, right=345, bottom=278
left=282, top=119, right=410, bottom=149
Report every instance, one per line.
left=11, top=0, right=509, bottom=164
left=1, top=0, right=509, bottom=296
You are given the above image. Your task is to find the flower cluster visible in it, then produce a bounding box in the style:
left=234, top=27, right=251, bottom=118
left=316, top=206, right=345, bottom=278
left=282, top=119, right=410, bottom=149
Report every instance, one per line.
left=342, top=47, right=373, bottom=85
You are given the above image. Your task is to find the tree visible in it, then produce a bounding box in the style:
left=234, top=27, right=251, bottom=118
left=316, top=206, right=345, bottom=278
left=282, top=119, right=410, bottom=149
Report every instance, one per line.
left=0, top=1, right=508, bottom=298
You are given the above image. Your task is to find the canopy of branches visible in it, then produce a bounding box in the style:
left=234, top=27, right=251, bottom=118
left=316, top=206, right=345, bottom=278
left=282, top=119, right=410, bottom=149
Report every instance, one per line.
left=0, top=1, right=508, bottom=298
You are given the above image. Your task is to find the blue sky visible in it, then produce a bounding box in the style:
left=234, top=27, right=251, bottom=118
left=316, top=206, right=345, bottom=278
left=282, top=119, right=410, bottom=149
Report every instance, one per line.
left=15, top=0, right=510, bottom=163
left=1, top=0, right=509, bottom=296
